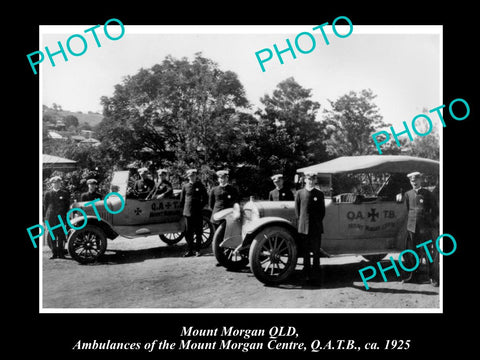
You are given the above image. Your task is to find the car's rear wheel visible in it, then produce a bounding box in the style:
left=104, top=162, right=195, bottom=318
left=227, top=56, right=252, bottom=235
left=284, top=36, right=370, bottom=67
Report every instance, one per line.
left=68, top=225, right=107, bottom=264
left=212, top=222, right=249, bottom=270
left=249, top=226, right=297, bottom=285
left=159, top=232, right=185, bottom=245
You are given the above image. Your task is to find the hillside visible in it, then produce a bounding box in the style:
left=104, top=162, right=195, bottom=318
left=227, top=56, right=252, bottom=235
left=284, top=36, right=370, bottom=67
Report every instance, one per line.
left=43, top=105, right=103, bottom=128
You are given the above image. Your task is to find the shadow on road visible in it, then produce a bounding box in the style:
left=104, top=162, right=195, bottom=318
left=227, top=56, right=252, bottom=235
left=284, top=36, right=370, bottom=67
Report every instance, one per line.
left=79, top=245, right=215, bottom=265
left=270, top=259, right=439, bottom=295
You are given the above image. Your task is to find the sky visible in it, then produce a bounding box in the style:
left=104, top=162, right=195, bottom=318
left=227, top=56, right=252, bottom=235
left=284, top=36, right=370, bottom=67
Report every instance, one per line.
left=40, top=25, right=441, bottom=129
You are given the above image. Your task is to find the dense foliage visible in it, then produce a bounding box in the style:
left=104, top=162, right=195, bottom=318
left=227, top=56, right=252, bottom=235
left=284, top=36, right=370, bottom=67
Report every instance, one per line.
left=43, top=54, right=439, bottom=199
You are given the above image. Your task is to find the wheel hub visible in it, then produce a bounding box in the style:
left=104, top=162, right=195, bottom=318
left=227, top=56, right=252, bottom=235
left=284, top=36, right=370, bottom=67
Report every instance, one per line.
left=270, top=250, right=280, bottom=263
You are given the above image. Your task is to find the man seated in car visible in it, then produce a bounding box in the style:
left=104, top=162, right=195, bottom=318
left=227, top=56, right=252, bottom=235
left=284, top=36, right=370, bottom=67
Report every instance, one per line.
left=133, top=167, right=155, bottom=200
left=155, top=169, right=173, bottom=199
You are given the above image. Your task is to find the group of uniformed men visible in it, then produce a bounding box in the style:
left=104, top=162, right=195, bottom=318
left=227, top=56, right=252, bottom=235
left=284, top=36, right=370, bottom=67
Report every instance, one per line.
left=44, top=177, right=102, bottom=259
left=44, top=166, right=439, bottom=287
left=128, top=167, right=238, bottom=257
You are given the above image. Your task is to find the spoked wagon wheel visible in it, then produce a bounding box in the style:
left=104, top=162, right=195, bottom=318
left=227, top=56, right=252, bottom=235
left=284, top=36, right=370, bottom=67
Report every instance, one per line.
left=212, top=222, right=249, bottom=270
left=200, top=215, right=215, bottom=249
left=68, top=225, right=107, bottom=264
left=159, top=232, right=185, bottom=245
left=249, top=226, right=297, bottom=285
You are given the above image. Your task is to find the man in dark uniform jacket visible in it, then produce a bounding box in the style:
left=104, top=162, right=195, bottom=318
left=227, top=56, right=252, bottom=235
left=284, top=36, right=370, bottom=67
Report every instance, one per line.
left=133, top=167, right=155, bottom=199
left=43, top=176, right=71, bottom=259
left=269, top=174, right=294, bottom=201
left=209, top=170, right=239, bottom=227
left=155, top=169, right=173, bottom=199
left=80, top=178, right=103, bottom=201
left=180, top=169, right=208, bottom=257
left=403, top=171, right=438, bottom=285
left=295, top=172, right=325, bottom=281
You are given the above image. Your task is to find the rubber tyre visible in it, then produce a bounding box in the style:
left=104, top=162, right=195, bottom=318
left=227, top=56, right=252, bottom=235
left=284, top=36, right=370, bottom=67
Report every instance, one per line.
left=249, top=226, right=297, bottom=285
left=68, top=225, right=107, bottom=264
left=212, top=222, right=249, bottom=270
left=159, top=232, right=185, bottom=245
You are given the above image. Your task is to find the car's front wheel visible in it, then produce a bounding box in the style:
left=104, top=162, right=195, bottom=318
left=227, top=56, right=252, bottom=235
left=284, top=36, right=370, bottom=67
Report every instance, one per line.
left=212, top=222, right=249, bottom=270
left=249, top=226, right=297, bottom=285
left=67, top=225, right=107, bottom=264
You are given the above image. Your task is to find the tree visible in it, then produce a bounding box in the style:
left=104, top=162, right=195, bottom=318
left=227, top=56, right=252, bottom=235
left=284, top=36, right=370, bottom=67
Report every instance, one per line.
left=321, top=89, right=389, bottom=156
left=98, top=53, right=250, bottom=172
left=52, top=103, right=62, bottom=111
left=43, top=112, right=56, bottom=124
left=406, top=126, right=440, bottom=160
left=242, top=77, right=328, bottom=197
left=63, top=115, right=79, bottom=128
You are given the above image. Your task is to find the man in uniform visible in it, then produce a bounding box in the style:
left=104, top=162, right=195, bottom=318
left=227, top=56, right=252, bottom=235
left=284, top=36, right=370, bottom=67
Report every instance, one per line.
left=155, top=169, right=173, bottom=199
left=295, top=172, right=325, bottom=282
left=133, top=167, right=155, bottom=199
left=180, top=169, right=208, bottom=257
left=269, top=174, right=294, bottom=201
left=80, top=178, right=103, bottom=201
left=43, top=176, right=71, bottom=259
left=209, top=170, right=239, bottom=228
left=403, top=171, right=438, bottom=285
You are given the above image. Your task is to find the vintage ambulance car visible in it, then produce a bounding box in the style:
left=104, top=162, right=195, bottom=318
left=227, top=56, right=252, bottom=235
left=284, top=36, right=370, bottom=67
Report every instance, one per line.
left=212, top=155, right=439, bottom=285
left=67, top=170, right=214, bottom=263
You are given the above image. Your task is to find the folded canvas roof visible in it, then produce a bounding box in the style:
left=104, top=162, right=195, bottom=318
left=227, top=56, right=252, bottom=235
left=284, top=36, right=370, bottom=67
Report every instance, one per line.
left=297, top=155, right=439, bottom=175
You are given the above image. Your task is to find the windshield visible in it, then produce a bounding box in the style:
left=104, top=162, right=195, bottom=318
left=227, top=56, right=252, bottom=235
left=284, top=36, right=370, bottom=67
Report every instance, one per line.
left=110, top=171, right=129, bottom=198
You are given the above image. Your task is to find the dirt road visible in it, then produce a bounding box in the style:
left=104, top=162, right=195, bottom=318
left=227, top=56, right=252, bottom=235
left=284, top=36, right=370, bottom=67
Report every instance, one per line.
left=42, top=236, right=439, bottom=310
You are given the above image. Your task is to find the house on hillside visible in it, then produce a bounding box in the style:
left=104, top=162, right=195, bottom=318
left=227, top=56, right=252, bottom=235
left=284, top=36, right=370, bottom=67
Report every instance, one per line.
left=80, top=129, right=93, bottom=139
left=43, top=154, right=77, bottom=178
left=79, top=138, right=101, bottom=146
left=54, top=120, right=66, bottom=131
left=70, top=135, right=86, bottom=143
left=47, top=131, right=64, bottom=140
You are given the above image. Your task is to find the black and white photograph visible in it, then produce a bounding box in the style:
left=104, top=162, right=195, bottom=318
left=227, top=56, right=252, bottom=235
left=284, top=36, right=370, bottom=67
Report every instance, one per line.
left=15, top=4, right=477, bottom=357
left=39, top=24, right=442, bottom=311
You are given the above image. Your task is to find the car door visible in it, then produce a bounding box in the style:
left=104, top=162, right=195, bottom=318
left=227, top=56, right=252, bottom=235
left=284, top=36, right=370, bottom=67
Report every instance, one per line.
left=119, top=196, right=183, bottom=226
left=334, top=199, right=406, bottom=253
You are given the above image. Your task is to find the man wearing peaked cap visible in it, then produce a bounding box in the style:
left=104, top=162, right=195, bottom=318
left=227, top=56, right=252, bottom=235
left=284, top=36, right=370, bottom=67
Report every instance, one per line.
left=295, top=171, right=325, bottom=283
left=49, top=175, right=62, bottom=183
left=216, top=170, right=229, bottom=177
left=403, top=171, right=438, bottom=285
left=186, top=168, right=197, bottom=176
left=407, top=171, right=421, bottom=179
left=133, top=168, right=155, bottom=199
left=155, top=169, right=173, bottom=199
left=180, top=168, right=208, bottom=257
left=209, top=170, right=239, bottom=228
left=80, top=178, right=103, bottom=202
left=44, top=176, right=70, bottom=259
left=269, top=174, right=294, bottom=201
